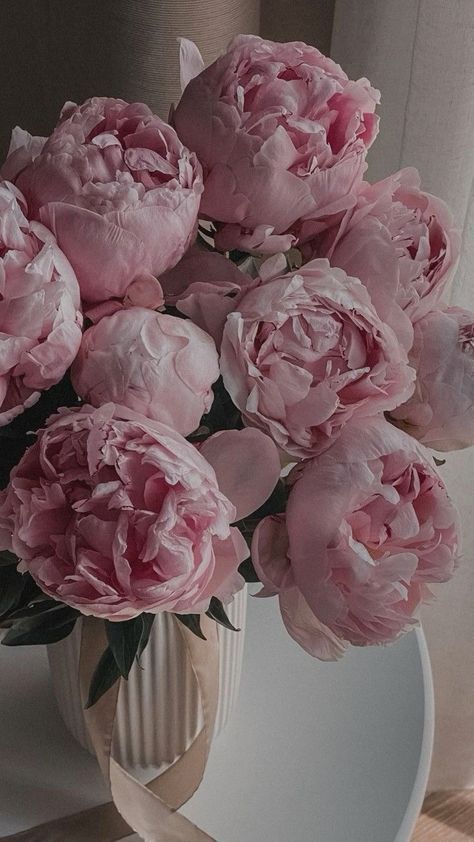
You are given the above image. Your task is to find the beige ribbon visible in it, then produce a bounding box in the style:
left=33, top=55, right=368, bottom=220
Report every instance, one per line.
left=1, top=614, right=220, bottom=842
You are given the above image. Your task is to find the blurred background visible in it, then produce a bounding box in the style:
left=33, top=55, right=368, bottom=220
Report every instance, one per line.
left=1, top=0, right=473, bottom=826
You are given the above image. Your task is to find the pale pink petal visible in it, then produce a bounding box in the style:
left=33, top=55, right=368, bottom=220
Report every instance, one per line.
left=200, top=427, right=281, bottom=520
left=179, top=38, right=205, bottom=92
left=279, top=587, right=347, bottom=660
left=251, top=515, right=293, bottom=595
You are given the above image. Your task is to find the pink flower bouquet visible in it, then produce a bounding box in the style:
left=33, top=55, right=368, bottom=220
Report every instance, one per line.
left=0, top=34, right=468, bottom=708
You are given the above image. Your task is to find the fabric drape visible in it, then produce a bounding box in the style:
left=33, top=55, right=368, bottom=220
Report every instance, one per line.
left=0, top=0, right=260, bottom=156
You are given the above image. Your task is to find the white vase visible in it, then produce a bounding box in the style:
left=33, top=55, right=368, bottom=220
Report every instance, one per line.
left=47, top=588, right=247, bottom=776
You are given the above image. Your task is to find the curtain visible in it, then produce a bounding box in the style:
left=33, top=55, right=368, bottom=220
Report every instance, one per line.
left=0, top=0, right=260, bottom=156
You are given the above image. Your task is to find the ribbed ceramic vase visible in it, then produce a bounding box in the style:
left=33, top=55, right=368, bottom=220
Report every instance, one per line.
left=47, top=588, right=247, bottom=775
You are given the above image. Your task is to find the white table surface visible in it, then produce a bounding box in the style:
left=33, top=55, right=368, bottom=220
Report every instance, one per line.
left=0, top=596, right=433, bottom=842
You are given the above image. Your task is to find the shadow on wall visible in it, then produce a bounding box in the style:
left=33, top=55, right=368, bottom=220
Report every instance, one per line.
left=0, top=0, right=261, bottom=158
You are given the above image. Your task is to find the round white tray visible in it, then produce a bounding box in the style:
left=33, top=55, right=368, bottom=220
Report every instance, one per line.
left=0, top=596, right=433, bottom=841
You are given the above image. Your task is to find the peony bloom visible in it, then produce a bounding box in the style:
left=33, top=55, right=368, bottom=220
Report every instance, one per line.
left=71, top=307, right=220, bottom=436
left=0, top=127, right=46, bottom=183
left=173, top=35, right=380, bottom=254
left=252, top=417, right=460, bottom=658
left=0, top=181, right=82, bottom=426
left=160, top=244, right=257, bottom=346
left=391, top=307, right=474, bottom=451
left=220, top=259, right=415, bottom=458
left=8, top=97, right=203, bottom=303
left=308, top=168, right=460, bottom=346
left=0, top=404, right=281, bottom=620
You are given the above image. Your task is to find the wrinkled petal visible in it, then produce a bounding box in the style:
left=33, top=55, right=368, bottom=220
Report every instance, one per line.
left=282, top=416, right=460, bottom=649
left=10, top=97, right=203, bottom=306
left=220, top=259, right=414, bottom=458
left=279, top=587, right=347, bottom=660
left=0, top=404, right=240, bottom=620
left=0, top=183, right=82, bottom=427
left=173, top=35, right=379, bottom=254
left=392, top=307, right=474, bottom=451
left=71, top=308, right=219, bottom=436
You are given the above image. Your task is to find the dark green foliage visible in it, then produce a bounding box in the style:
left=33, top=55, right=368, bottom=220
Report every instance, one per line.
left=175, top=612, right=206, bottom=640
left=206, top=597, right=239, bottom=631
left=85, top=646, right=121, bottom=709
left=198, top=376, right=243, bottom=436
left=2, top=604, right=78, bottom=646
left=238, top=557, right=261, bottom=584
left=106, top=614, right=155, bottom=679
left=0, top=562, right=41, bottom=621
left=0, top=549, right=19, bottom=567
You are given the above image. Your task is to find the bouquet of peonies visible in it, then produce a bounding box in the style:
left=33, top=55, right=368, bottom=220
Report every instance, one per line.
left=0, top=34, right=469, bottom=704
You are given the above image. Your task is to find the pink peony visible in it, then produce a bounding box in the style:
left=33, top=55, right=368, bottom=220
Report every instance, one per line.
left=391, top=307, right=474, bottom=451
left=308, top=168, right=460, bottom=345
left=0, top=181, right=82, bottom=426
left=71, top=307, right=220, bottom=436
left=173, top=35, right=379, bottom=254
left=0, top=127, right=46, bottom=183
left=8, top=97, right=203, bottom=303
left=0, top=404, right=281, bottom=620
left=161, top=244, right=257, bottom=346
left=220, top=258, right=415, bottom=458
left=252, top=417, right=460, bottom=658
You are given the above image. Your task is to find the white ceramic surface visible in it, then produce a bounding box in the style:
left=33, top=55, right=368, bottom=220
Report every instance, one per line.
left=0, top=596, right=433, bottom=841
left=47, top=588, right=247, bottom=772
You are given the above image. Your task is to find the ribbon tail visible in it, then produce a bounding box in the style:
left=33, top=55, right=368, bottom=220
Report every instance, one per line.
left=1, top=613, right=221, bottom=842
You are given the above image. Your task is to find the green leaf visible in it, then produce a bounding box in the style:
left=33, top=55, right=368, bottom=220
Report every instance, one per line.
left=7, top=598, right=62, bottom=621
left=105, top=616, right=147, bottom=679
left=2, top=605, right=78, bottom=646
left=228, top=249, right=248, bottom=265
left=137, top=614, right=155, bottom=662
left=238, top=557, right=260, bottom=584
left=0, top=566, right=26, bottom=617
left=0, top=549, right=19, bottom=567
left=85, top=646, right=121, bottom=709
left=0, top=567, right=42, bottom=621
left=175, top=613, right=206, bottom=640
left=206, top=597, right=239, bottom=632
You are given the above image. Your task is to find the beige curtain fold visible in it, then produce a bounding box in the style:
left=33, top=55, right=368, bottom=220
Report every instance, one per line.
left=0, top=0, right=260, bottom=156
left=260, top=0, right=334, bottom=55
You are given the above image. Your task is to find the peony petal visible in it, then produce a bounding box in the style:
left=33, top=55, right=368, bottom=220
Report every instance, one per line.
left=279, top=586, right=347, bottom=660
left=41, top=202, right=148, bottom=302
left=251, top=515, right=293, bottom=595
left=200, top=427, right=281, bottom=520
left=179, top=38, right=206, bottom=92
